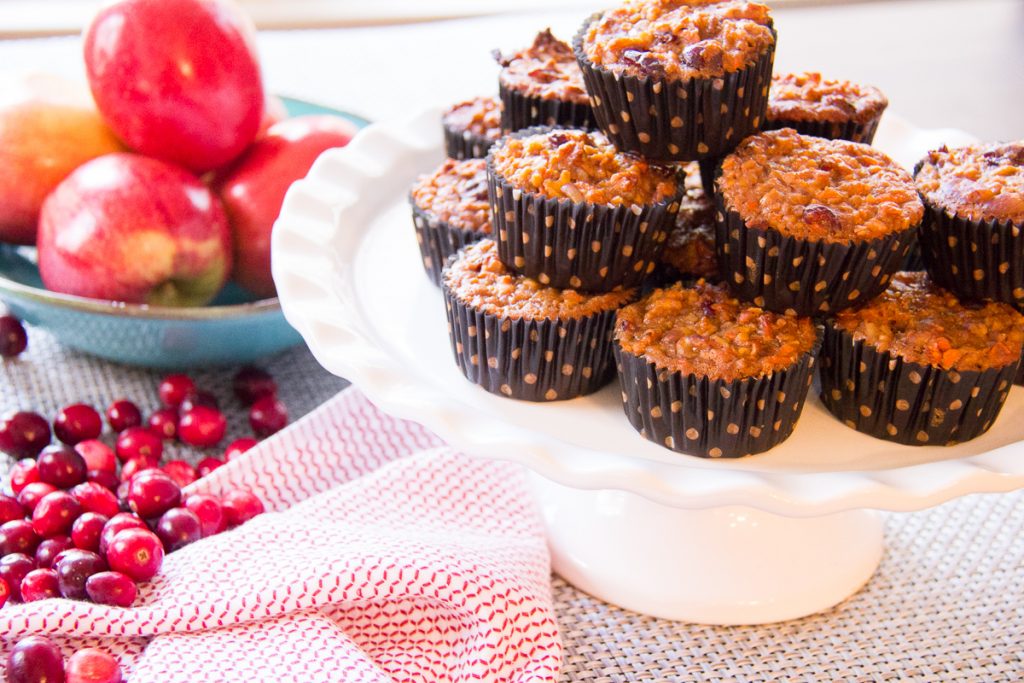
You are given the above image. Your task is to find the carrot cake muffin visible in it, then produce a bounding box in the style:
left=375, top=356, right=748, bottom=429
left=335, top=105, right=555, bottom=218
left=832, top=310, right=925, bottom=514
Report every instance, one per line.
left=495, top=29, right=595, bottom=131
left=820, top=271, right=1024, bottom=445
left=655, top=162, right=718, bottom=282
left=765, top=72, right=888, bottom=144
left=442, top=96, right=504, bottom=160
left=488, top=127, right=681, bottom=291
left=410, top=158, right=492, bottom=285
left=716, top=128, right=923, bottom=315
left=914, top=141, right=1024, bottom=308
left=442, top=239, right=635, bottom=401
left=574, top=0, right=777, bottom=161
left=614, top=280, right=819, bottom=457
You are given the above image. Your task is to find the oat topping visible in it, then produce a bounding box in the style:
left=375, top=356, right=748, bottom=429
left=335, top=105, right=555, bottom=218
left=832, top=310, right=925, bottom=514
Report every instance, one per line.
left=718, top=128, right=923, bottom=242
left=411, top=158, right=492, bottom=233
left=582, top=0, right=775, bottom=80
left=442, top=96, right=503, bottom=140
left=444, top=240, right=635, bottom=319
left=615, top=281, right=817, bottom=380
left=833, top=271, right=1024, bottom=371
left=491, top=128, right=678, bottom=206
left=915, top=142, right=1024, bottom=224
left=496, top=29, right=590, bottom=104
left=767, top=72, right=888, bottom=124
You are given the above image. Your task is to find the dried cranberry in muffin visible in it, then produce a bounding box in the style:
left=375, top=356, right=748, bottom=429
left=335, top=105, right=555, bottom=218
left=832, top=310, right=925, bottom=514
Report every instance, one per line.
left=765, top=72, right=888, bottom=144
left=442, top=96, right=504, bottom=160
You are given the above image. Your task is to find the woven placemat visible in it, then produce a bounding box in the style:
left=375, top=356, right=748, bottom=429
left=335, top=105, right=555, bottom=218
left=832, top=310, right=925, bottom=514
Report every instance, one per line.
left=3, top=325, right=1023, bottom=682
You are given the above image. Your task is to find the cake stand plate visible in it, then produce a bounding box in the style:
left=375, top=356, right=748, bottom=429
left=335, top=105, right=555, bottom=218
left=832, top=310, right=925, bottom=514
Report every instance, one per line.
left=272, top=108, right=1022, bottom=624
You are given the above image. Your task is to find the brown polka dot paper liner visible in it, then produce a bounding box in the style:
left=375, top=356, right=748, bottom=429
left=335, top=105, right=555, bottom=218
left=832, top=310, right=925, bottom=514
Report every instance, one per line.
left=612, top=332, right=821, bottom=458
left=498, top=81, right=596, bottom=132
left=441, top=283, right=622, bottom=402
left=573, top=16, right=776, bottom=162
left=762, top=116, right=882, bottom=145
left=443, top=123, right=499, bottom=160
left=818, top=323, right=1017, bottom=445
left=411, top=201, right=489, bottom=286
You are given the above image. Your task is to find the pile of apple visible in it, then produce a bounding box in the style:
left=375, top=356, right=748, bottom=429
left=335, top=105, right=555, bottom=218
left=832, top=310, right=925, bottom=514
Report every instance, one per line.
left=0, top=0, right=356, bottom=304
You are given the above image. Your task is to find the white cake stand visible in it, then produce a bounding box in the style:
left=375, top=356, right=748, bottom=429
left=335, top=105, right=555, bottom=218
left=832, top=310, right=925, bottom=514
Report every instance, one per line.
left=271, top=110, right=1024, bottom=624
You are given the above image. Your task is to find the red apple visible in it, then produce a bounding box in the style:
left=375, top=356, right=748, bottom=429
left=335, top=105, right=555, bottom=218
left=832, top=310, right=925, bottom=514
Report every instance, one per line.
left=38, top=153, right=232, bottom=306
left=0, top=73, right=124, bottom=245
left=83, top=0, right=264, bottom=173
left=215, top=115, right=357, bottom=297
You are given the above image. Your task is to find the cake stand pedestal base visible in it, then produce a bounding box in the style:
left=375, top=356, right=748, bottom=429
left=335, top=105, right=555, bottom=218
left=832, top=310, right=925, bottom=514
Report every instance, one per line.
left=529, top=472, right=884, bottom=625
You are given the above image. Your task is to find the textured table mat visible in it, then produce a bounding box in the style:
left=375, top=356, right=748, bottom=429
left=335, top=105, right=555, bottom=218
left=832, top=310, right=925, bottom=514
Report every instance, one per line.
left=3, top=327, right=1023, bottom=682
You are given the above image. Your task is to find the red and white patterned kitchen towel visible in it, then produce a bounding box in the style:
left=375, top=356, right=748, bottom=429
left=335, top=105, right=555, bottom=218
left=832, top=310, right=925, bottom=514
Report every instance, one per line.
left=0, top=388, right=562, bottom=682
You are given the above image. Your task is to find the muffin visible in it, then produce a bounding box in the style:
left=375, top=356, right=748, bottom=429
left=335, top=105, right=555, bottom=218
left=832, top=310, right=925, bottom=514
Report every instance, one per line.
left=820, top=271, right=1024, bottom=445
left=442, top=240, right=635, bottom=401
left=495, top=29, right=595, bottom=131
left=914, top=141, right=1024, bottom=308
left=488, top=127, right=681, bottom=292
left=574, top=0, right=776, bottom=162
left=442, top=96, right=504, bottom=160
left=716, top=128, right=923, bottom=316
left=614, top=281, right=820, bottom=458
left=765, top=72, right=888, bottom=144
left=410, top=158, right=492, bottom=285
left=654, top=162, right=718, bottom=283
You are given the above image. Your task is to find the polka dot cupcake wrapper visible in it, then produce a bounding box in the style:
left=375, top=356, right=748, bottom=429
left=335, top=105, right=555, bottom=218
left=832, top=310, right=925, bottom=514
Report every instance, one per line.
left=761, top=116, right=883, bottom=146
left=441, top=278, right=621, bottom=402
left=714, top=201, right=917, bottom=317
left=818, top=322, right=1017, bottom=446
left=573, top=17, right=776, bottom=162
left=612, top=332, right=820, bottom=459
left=411, top=200, right=489, bottom=286
left=498, top=81, right=596, bottom=132
left=443, top=123, right=500, bottom=161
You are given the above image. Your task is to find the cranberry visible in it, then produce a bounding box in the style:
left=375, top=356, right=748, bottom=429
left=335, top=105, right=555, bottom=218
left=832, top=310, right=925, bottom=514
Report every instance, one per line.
left=31, top=491, right=83, bottom=538
left=233, top=365, right=276, bottom=405
left=0, top=314, right=28, bottom=358
left=155, top=507, right=202, bottom=552
left=0, top=576, right=7, bottom=607
left=162, top=460, right=197, bottom=488
left=75, top=440, right=117, bottom=473
left=36, top=444, right=88, bottom=488
left=20, top=568, right=60, bottom=602
left=0, top=554, right=35, bottom=601
left=158, top=373, right=195, bottom=409
left=0, top=411, right=51, bottom=459
left=6, top=635, right=64, bottom=683
left=183, top=494, right=225, bottom=537
left=118, top=457, right=157, bottom=483
left=69, top=482, right=120, bottom=518
left=147, top=408, right=178, bottom=440
left=179, top=390, right=219, bottom=414
left=86, top=469, right=120, bottom=492
left=222, top=490, right=265, bottom=526
left=35, top=535, right=74, bottom=568
left=99, top=513, right=147, bottom=556
left=196, top=457, right=224, bottom=477
left=224, top=437, right=258, bottom=461
left=106, top=528, right=163, bottom=581
left=56, top=548, right=107, bottom=599
left=66, top=648, right=124, bottom=683
left=85, top=570, right=137, bottom=608
left=0, top=519, right=40, bottom=556
left=249, top=396, right=288, bottom=437
left=71, top=512, right=109, bottom=552
left=53, top=404, right=103, bottom=446
left=178, top=406, right=226, bottom=448
left=17, top=481, right=57, bottom=512
left=114, top=427, right=162, bottom=464
left=10, top=458, right=41, bottom=494
left=105, top=399, right=142, bottom=433
left=0, top=493, right=25, bottom=523
left=127, top=470, right=181, bottom=519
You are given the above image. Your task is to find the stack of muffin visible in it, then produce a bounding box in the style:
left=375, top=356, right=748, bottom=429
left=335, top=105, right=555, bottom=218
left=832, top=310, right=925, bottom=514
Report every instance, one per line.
left=409, top=0, right=1024, bottom=459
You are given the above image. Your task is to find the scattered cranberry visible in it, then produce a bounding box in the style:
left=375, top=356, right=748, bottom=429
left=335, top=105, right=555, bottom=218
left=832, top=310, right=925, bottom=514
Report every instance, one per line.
left=224, top=437, right=258, bottom=461
left=178, top=405, right=227, bottom=448
left=31, top=491, right=83, bottom=538
left=86, top=469, right=120, bottom=493
left=105, top=399, right=142, bottom=433
left=179, top=390, right=220, bottom=414
left=158, top=373, right=195, bottom=409
left=17, top=481, right=58, bottom=512
left=127, top=470, right=181, bottom=519
left=66, top=648, right=124, bottom=683
left=114, top=426, right=162, bottom=464
left=10, top=458, right=41, bottom=494
left=162, top=459, right=197, bottom=488
left=0, top=519, right=40, bottom=556
left=155, top=507, right=202, bottom=552
left=36, top=445, right=88, bottom=488
left=147, top=408, right=178, bottom=440
left=222, top=490, right=265, bottom=526
left=69, top=482, right=120, bottom=518
left=99, top=513, right=148, bottom=556
left=71, top=512, right=109, bottom=552
left=0, top=411, right=51, bottom=459
left=53, top=404, right=103, bottom=446
left=0, top=576, right=7, bottom=607
left=56, top=548, right=108, bottom=599
left=233, top=365, right=276, bottom=405
left=249, top=396, right=288, bottom=437
left=106, top=528, right=163, bottom=581
left=75, top=440, right=117, bottom=473
left=0, top=553, right=35, bottom=601
left=0, top=493, right=25, bottom=524
left=0, top=314, right=28, bottom=358
left=20, top=567, right=60, bottom=602
left=196, top=456, right=224, bottom=477
left=118, top=457, right=157, bottom=483
left=183, top=494, right=225, bottom=537
left=85, top=570, right=137, bottom=608
left=6, top=635, right=64, bottom=683
left=35, top=535, right=74, bottom=568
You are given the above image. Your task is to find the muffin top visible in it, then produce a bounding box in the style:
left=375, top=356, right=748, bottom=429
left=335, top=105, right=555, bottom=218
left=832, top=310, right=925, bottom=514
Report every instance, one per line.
left=442, top=96, right=503, bottom=141
left=833, top=271, right=1024, bottom=371
left=915, top=142, right=1024, bottom=224
left=444, top=240, right=635, bottom=319
left=581, top=0, right=775, bottom=80
left=495, top=30, right=590, bottom=105
left=767, top=72, right=888, bottom=124
left=411, top=158, right=492, bottom=233
left=718, top=128, right=923, bottom=242
left=490, top=128, right=678, bottom=206
left=615, top=280, right=817, bottom=380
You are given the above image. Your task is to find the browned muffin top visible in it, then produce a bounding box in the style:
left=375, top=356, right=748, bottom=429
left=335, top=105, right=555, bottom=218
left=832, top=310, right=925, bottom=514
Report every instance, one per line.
left=444, top=240, right=635, bottom=319
left=915, top=142, right=1024, bottom=224
left=615, top=281, right=817, bottom=381
left=490, top=128, right=678, bottom=207
left=718, top=128, right=923, bottom=242
left=833, top=271, right=1024, bottom=371
left=582, top=0, right=774, bottom=80
left=767, top=72, right=888, bottom=124
left=411, top=158, right=492, bottom=233
left=496, top=30, right=590, bottom=104
left=442, top=96, right=503, bottom=140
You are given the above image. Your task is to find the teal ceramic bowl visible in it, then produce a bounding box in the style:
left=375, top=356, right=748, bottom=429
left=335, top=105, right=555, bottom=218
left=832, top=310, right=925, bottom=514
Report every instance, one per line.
left=0, top=97, right=368, bottom=369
